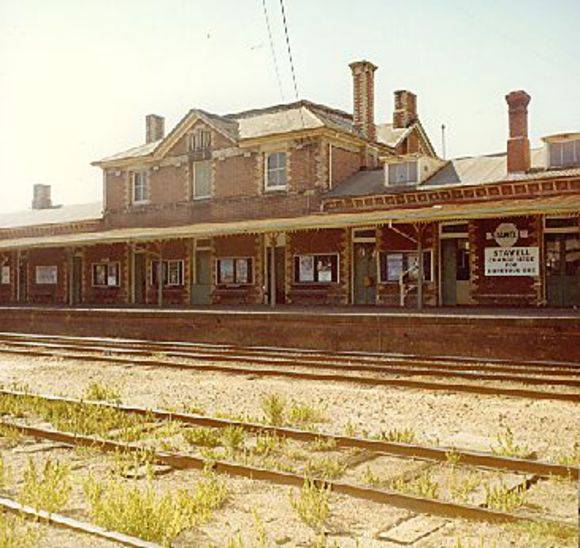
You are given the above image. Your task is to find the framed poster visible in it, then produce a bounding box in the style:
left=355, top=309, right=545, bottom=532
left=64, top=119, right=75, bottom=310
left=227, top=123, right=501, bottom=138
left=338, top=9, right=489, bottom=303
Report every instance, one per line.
left=107, top=263, right=119, bottom=286
left=317, top=256, right=332, bottom=282
left=235, top=259, right=249, bottom=284
left=298, top=255, right=314, bottom=282
left=387, top=253, right=403, bottom=281
left=219, top=258, right=234, bottom=284
left=35, top=265, right=57, bottom=285
left=1, top=266, right=9, bottom=284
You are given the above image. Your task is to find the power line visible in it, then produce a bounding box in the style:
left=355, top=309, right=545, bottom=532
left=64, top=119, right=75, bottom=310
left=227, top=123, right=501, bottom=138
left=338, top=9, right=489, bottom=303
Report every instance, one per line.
left=278, top=0, right=300, bottom=102
left=261, top=0, right=285, bottom=102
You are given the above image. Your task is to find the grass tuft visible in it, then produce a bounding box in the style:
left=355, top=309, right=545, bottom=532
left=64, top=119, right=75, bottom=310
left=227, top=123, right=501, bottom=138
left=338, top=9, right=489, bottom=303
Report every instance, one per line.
left=18, top=458, right=71, bottom=513
left=83, top=381, right=121, bottom=403
left=290, top=480, right=331, bottom=528
left=484, top=482, right=526, bottom=512
left=261, top=394, right=286, bottom=426
left=0, top=513, right=41, bottom=547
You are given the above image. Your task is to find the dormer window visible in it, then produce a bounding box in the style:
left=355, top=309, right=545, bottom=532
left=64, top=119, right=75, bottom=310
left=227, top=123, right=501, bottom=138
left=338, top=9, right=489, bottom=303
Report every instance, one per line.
left=190, top=129, right=212, bottom=152
left=387, top=161, right=418, bottom=185
left=131, top=171, right=150, bottom=204
left=548, top=139, right=580, bottom=168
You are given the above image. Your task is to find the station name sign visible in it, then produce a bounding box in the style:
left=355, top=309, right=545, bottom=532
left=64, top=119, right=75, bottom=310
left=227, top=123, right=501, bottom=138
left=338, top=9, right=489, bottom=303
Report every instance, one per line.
left=484, top=247, right=539, bottom=276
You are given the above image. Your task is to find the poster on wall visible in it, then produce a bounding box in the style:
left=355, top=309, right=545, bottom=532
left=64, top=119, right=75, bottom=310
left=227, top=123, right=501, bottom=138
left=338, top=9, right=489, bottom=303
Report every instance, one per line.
left=298, top=255, right=314, bottom=282
left=35, top=265, right=58, bottom=284
left=1, top=266, right=9, bottom=284
left=387, top=253, right=403, bottom=281
left=317, top=256, right=332, bottom=282
left=219, top=259, right=235, bottom=284
left=235, top=259, right=248, bottom=284
left=484, top=247, right=539, bottom=276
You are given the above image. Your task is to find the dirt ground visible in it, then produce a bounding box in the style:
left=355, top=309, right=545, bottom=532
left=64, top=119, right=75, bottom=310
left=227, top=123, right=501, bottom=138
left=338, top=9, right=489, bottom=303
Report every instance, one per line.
left=0, top=352, right=578, bottom=547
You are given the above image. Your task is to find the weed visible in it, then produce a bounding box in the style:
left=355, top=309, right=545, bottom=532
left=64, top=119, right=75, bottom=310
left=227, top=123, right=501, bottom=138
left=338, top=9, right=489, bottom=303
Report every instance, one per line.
left=379, top=428, right=417, bottom=444
left=83, top=381, right=121, bottom=403
left=261, top=394, right=286, bottom=426
left=448, top=472, right=482, bottom=502
left=304, top=457, right=346, bottom=480
left=252, top=434, right=283, bottom=457
left=221, top=426, right=245, bottom=454
left=309, top=437, right=337, bottom=452
left=509, top=520, right=577, bottom=544
left=0, top=424, right=22, bottom=449
left=362, top=466, right=381, bottom=486
left=290, top=480, right=331, bottom=528
left=445, top=448, right=461, bottom=467
left=485, top=482, right=526, bottom=512
left=18, top=458, right=71, bottom=513
left=555, top=442, right=580, bottom=467
left=343, top=421, right=357, bottom=437
left=251, top=508, right=267, bottom=547
left=491, top=426, right=529, bottom=458
left=0, top=513, right=41, bottom=547
left=288, top=402, right=325, bottom=426
left=182, top=427, right=221, bottom=448
left=391, top=470, right=439, bottom=499
left=84, top=474, right=227, bottom=546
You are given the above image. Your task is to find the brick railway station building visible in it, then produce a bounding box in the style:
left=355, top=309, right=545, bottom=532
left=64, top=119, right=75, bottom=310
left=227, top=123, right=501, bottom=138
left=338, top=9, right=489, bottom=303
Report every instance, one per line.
left=0, top=60, right=579, bottom=310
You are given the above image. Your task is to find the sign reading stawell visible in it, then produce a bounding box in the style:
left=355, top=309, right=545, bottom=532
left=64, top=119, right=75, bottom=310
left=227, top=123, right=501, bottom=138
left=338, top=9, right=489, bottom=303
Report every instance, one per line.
left=485, top=247, right=539, bottom=276
left=484, top=222, right=539, bottom=276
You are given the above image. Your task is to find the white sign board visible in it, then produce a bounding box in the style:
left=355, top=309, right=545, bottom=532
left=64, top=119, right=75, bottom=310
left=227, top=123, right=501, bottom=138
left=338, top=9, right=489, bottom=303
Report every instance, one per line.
left=35, top=265, right=58, bottom=285
left=484, top=247, right=539, bottom=277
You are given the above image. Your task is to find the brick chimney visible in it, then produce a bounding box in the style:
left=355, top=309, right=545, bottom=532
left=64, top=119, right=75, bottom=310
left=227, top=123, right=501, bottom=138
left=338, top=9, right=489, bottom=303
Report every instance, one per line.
left=393, top=90, right=417, bottom=129
left=146, top=114, right=165, bottom=143
left=505, top=90, right=531, bottom=173
left=32, top=184, right=52, bottom=210
left=349, top=60, right=377, bottom=141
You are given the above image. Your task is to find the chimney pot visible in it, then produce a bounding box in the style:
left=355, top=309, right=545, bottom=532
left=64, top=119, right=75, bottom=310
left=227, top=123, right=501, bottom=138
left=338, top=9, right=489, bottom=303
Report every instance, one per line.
left=32, top=184, right=52, bottom=210
left=505, top=90, right=531, bottom=172
left=146, top=114, right=165, bottom=144
left=349, top=60, right=377, bottom=141
left=393, top=90, right=418, bottom=129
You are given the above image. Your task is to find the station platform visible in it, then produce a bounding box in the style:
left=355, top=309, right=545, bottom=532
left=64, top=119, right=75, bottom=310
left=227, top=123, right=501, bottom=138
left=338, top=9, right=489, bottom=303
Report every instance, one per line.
left=0, top=305, right=578, bottom=363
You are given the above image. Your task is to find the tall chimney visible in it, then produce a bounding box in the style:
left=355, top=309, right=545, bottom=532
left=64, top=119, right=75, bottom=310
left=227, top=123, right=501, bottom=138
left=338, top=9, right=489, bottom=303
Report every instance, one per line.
left=146, top=114, right=165, bottom=143
left=349, top=60, right=377, bottom=141
left=505, top=90, right=531, bottom=173
left=393, top=90, right=417, bottom=129
left=32, top=184, right=52, bottom=210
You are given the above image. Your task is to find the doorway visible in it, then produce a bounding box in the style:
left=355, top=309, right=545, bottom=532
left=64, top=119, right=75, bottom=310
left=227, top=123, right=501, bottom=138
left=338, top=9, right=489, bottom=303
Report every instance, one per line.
left=545, top=232, right=580, bottom=307
left=18, top=260, right=28, bottom=304
left=191, top=249, right=212, bottom=305
left=353, top=242, right=377, bottom=305
left=441, top=238, right=471, bottom=306
left=71, top=256, right=83, bottom=305
left=133, top=253, right=146, bottom=305
left=266, top=246, right=286, bottom=305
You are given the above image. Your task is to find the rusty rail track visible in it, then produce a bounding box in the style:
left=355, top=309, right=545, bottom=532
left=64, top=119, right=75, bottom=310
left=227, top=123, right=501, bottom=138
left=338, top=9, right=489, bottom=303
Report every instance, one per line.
left=0, top=343, right=578, bottom=403
left=1, top=418, right=569, bottom=528
left=0, top=495, right=159, bottom=547
left=1, top=333, right=579, bottom=379
left=1, top=388, right=576, bottom=480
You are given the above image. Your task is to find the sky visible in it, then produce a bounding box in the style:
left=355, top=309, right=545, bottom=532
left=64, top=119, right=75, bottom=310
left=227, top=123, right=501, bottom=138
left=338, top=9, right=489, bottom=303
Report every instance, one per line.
left=0, top=0, right=578, bottom=213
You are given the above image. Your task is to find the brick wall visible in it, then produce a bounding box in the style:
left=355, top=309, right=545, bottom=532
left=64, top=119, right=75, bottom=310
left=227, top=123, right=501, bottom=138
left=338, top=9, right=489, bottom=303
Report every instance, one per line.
left=470, top=216, right=540, bottom=306
left=331, top=145, right=361, bottom=187
left=149, top=164, right=188, bottom=205
left=82, top=243, right=130, bottom=305
left=212, top=235, right=264, bottom=305
left=286, top=229, right=348, bottom=305
left=376, top=224, right=438, bottom=307
left=214, top=154, right=259, bottom=198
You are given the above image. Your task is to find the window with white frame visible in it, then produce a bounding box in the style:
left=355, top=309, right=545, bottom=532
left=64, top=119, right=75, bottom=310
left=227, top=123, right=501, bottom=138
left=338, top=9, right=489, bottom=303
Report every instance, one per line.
left=387, top=161, right=418, bottom=185
left=131, top=171, right=150, bottom=203
left=216, top=258, right=253, bottom=285
left=193, top=161, right=211, bottom=199
left=151, top=260, right=184, bottom=287
left=35, top=265, right=58, bottom=285
left=1, top=266, right=10, bottom=285
left=266, top=152, right=287, bottom=190
left=294, top=254, right=339, bottom=283
left=548, top=140, right=580, bottom=168
left=379, top=251, right=432, bottom=282
left=92, top=262, right=120, bottom=287
left=190, top=129, right=212, bottom=151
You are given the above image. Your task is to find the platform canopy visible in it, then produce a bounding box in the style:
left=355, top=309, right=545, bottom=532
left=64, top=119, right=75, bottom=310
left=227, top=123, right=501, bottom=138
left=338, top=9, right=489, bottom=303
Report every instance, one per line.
left=0, top=194, right=578, bottom=250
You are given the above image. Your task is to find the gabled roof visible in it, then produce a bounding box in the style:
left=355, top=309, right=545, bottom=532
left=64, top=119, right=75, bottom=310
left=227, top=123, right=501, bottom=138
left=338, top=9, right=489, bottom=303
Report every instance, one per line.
left=0, top=202, right=103, bottom=231
left=326, top=147, right=580, bottom=199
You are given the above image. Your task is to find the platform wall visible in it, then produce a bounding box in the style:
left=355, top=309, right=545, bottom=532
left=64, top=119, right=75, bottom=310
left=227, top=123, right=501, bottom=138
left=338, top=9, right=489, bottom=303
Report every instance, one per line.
left=0, top=307, right=578, bottom=363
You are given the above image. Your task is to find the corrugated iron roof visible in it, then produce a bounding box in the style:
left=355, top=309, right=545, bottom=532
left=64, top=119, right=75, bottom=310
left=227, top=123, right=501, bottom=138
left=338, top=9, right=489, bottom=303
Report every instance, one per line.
left=0, top=202, right=103, bottom=230
left=1, top=194, right=577, bottom=251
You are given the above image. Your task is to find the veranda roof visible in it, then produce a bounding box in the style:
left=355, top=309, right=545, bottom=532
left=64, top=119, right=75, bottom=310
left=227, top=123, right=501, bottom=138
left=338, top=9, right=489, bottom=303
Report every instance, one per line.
left=0, top=194, right=577, bottom=251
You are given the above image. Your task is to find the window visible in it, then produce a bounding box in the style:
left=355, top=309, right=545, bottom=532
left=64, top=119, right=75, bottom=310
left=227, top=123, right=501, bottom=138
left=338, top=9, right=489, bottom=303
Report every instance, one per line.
left=132, top=171, right=150, bottom=203
left=266, top=152, right=287, bottom=190
left=216, top=258, right=253, bottom=285
left=387, top=161, right=418, bottom=185
left=151, top=260, right=184, bottom=287
left=548, top=140, right=580, bottom=168
left=193, top=161, right=211, bottom=199
left=294, top=254, right=339, bottom=283
left=92, top=263, right=120, bottom=287
left=35, top=266, right=58, bottom=285
left=1, top=266, right=10, bottom=284
left=190, top=129, right=212, bottom=151
left=379, top=251, right=432, bottom=282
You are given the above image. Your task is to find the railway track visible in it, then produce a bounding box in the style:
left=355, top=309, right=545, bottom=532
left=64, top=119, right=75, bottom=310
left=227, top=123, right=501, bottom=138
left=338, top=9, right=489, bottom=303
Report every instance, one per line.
left=2, top=388, right=576, bottom=479
left=0, top=336, right=578, bottom=402
left=0, top=418, right=570, bottom=529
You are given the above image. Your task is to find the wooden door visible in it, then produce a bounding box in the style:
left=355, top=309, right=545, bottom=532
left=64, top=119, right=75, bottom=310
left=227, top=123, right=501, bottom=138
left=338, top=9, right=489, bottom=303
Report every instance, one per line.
left=441, top=239, right=457, bottom=306
left=191, top=249, right=211, bottom=305
left=71, top=256, right=83, bottom=305
left=353, top=243, right=376, bottom=305
left=545, top=233, right=580, bottom=307
left=133, top=253, right=146, bottom=305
